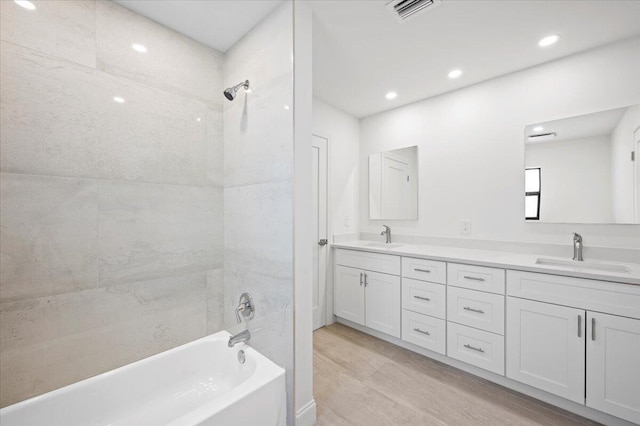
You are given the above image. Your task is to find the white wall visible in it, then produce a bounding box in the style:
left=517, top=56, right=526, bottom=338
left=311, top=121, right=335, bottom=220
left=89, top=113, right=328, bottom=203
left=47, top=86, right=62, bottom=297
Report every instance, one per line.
left=313, top=98, right=360, bottom=236
left=525, top=136, right=612, bottom=223
left=359, top=36, right=640, bottom=248
left=611, top=105, right=640, bottom=223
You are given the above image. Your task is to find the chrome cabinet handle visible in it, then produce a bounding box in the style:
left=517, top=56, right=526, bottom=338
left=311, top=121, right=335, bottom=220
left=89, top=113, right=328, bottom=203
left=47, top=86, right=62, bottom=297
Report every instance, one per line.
left=578, top=315, right=582, bottom=338
left=414, top=295, right=431, bottom=301
left=414, top=268, right=431, bottom=273
left=364, top=273, right=368, bottom=287
left=464, top=344, right=485, bottom=353
left=463, top=306, right=485, bottom=314
left=592, top=317, right=595, bottom=341
left=360, top=272, right=363, bottom=286
left=318, top=239, right=328, bottom=246
left=463, top=275, right=485, bottom=282
left=414, top=328, right=430, bottom=335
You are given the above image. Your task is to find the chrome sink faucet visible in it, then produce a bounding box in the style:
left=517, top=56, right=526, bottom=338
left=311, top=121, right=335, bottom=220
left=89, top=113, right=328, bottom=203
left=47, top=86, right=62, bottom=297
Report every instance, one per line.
left=381, top=225, right=391, bottom=244
left=573, top=233, right=584, bottom=261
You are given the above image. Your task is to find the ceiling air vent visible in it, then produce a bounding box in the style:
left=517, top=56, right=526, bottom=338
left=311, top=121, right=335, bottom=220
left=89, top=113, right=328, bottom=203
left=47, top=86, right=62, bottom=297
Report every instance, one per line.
left=386, top=0, right=442, bottom=23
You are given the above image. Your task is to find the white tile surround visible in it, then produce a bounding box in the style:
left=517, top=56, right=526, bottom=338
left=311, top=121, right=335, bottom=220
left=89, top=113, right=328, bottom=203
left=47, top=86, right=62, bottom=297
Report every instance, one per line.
left=0, top=0, right=235, bottom=408
left=222, top=2, right=295, bottom=421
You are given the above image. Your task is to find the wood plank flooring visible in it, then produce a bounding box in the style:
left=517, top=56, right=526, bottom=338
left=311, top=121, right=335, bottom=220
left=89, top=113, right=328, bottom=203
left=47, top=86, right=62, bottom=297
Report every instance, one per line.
left=313, top=323, right=601, bottom=426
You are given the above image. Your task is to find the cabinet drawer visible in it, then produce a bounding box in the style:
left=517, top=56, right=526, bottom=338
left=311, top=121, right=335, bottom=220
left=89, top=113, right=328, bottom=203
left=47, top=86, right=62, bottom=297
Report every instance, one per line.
left=448, top=263, right=505, bottom=294
left=402, top=278, right=446, bottom=319
left=447, top=322, right=505, bottom=375
left=335, top=249, right=400, bottom=276
left=447, top=287, right=505, bottom=335
left=402, top=310, right=446, bottom=354
left=402, top=257, right=446, bottom=284
left=507, top=270, right=640, bottom=320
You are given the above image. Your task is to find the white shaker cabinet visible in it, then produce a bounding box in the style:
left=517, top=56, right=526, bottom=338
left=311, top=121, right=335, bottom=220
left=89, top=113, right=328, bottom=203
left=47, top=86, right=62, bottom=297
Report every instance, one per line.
left=364, top=271, right=401, bottom=337
left=334, top=265, right=365, bottom=325
left=506, top=297, right=586, bottom=404
left=586, top=312, right=640, bottom=424
left=334, top=249, right=401, bottom=338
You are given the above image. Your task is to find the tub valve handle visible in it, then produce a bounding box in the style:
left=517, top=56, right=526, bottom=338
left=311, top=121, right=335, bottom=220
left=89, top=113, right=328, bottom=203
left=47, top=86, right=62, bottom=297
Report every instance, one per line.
left=235, top=292, right=255, bottom=323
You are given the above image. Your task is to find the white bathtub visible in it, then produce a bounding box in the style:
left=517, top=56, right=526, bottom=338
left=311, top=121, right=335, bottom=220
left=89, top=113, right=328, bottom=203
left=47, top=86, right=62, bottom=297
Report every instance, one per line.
left=0, top=331, right=286, bottom=426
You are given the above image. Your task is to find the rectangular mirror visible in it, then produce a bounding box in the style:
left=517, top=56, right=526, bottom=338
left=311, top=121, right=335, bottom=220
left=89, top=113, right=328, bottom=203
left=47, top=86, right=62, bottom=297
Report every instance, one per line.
left=524, top=105, right=640, bottom=224
left=369, top=145, right=418, bottom=220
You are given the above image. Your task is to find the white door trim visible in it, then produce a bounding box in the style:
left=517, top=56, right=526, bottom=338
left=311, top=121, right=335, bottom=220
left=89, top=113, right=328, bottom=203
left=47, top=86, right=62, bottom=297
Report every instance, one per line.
left=312, top=134, right=329, bottom=330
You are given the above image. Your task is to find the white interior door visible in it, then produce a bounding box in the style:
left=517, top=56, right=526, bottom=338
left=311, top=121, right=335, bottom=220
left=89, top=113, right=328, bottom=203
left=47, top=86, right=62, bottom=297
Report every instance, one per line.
left=381, top=153, right=410, bottom=218
left=312, top=135, right=328, bottom=330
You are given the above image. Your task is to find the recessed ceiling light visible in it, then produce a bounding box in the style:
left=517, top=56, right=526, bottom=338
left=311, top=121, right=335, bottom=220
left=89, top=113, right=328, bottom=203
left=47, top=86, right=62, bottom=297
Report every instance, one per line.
left=538, top=34, right=559, bottom=47
left=284, top=105, right=290, bottom=110
left=385, top=91, right=397, bottom=100
left=196, top=117, right=202, bottom=122
left=448, top=69, right=462, bottom=79
left=113, top=96, right=125, bottom=103
left=131, top=43, right=147, bottom=53
left=14, top=0, right=36, bottom=10
left=533, top=126, right=544, bottom=132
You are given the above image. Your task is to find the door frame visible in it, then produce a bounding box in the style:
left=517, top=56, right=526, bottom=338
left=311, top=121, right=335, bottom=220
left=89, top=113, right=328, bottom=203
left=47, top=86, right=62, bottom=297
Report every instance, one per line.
left=312, top=132, right=332, bottom=329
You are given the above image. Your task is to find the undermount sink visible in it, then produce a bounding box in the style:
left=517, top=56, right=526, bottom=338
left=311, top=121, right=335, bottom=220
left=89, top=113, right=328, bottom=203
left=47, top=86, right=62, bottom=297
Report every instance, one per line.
left=363, top=242, right=404, bottom=249
left=535, top=257, right=631, bottom=274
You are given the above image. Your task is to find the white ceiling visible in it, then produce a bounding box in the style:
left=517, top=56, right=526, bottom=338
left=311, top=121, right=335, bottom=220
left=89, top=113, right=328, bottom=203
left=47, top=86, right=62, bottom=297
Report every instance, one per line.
left=525, top=106, right=631, bottom=144
left=115, top=0, right=283, bottom=53
left=312, top=0, right=640, bottom=118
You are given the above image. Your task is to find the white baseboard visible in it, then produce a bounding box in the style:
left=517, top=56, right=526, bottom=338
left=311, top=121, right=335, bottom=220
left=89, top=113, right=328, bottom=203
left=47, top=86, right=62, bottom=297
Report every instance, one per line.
left=296, top=399, right=317, bottom=426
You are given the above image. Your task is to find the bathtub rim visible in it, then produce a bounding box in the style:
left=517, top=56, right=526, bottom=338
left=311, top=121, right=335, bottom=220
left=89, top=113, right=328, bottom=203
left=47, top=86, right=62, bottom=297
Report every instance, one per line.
left=0, top=330, right=286, bottom=424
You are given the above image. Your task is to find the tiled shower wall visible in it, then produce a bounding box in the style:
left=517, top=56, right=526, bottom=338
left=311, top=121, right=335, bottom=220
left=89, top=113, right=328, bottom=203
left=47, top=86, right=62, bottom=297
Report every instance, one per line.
left=0, top=1, right=224, bottom=407
left=222, top=1, right=295, bottom=419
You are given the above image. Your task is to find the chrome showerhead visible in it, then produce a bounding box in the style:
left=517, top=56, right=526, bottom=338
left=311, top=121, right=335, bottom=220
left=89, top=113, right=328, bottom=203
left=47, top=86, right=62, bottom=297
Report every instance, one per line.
left=223, top=80, right=250, bottom=101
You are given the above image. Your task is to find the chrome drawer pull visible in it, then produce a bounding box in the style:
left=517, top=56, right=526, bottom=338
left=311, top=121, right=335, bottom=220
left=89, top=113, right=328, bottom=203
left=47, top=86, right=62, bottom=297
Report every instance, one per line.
left=577, top=315, right=582, bottom=337
left=592, top=317, right=595, bottom=341
left=463, top=275, right=485, bottom=282
left=464, top=344, right=485, bottom=353
left=414, top=268, right=431, bottom=273
left=360, top=272, right=363, bottom=286
left=414, top=295, right=431, bottom=301
left=364, top=273, right=368, bottom=287
left=414, top=328, right=430, bottom=335
left=463, top=306, right=485, bottom=314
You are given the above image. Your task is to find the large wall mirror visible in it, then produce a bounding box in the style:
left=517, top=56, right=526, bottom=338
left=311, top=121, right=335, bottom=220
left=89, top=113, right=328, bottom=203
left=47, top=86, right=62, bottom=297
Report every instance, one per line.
left=369, top=145, right=418, bottom=220
left=524, top=105, right=640, bottom=224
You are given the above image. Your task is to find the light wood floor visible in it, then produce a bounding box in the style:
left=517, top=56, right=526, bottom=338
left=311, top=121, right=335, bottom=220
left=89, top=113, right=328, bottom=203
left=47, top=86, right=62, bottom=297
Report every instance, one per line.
left=313, top=323, right=601, bottom=426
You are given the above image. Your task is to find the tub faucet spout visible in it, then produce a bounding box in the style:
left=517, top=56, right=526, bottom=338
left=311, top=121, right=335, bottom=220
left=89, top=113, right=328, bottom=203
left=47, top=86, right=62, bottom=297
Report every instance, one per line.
left=228, top=329, right=250, bottom=348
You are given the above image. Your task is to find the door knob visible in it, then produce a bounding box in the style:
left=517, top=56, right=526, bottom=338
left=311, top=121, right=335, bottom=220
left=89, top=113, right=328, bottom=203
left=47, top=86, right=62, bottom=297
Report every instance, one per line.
left=318, top=239, right=328, bottom=246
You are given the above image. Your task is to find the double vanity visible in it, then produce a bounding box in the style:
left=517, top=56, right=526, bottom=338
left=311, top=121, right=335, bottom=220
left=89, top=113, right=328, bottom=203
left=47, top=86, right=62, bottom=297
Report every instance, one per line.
left=332, top=240, right=640, bottom=425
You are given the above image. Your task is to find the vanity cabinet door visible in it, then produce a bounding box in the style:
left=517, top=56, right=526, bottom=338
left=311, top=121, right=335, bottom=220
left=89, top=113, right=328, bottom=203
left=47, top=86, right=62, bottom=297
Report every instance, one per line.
left=506, top=297, right=585, bottom=404
left=365, top=271, right=401, bottom=338
left=334, top=265, right=365, bottom=325
left=586, top=312, right=640, bottom=424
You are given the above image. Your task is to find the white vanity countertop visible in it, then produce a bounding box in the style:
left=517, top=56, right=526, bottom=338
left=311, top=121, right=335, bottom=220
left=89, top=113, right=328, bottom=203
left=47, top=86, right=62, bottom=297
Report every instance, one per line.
left=332, top=241, right=640, bottom=285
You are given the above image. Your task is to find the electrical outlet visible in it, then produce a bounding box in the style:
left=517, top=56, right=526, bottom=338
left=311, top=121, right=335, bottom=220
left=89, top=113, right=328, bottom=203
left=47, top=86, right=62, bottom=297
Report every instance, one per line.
left=460, top=219, right=472, bottom=235
left=344, top=216, right=350, bottom=228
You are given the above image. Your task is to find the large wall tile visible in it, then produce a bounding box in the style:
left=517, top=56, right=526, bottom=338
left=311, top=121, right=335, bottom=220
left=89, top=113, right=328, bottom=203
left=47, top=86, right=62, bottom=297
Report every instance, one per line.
left=0, top=271, right=207, bottom=407
left=0, top=41, right=216, bottom=186
left=224, top=74, right=294, bottom=187
left=96, top=1, right=223, bottom=107
left=0, top=0, right=96, bottom=68
left=98, top=181, right=223, bottom=286
left=0, top=173, right=98, bottom=303
left=224, top=180, right=293, bottom=274
left=207, top=268, right=224, bottom=334
left=207, top=106, right=224, bottom=187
